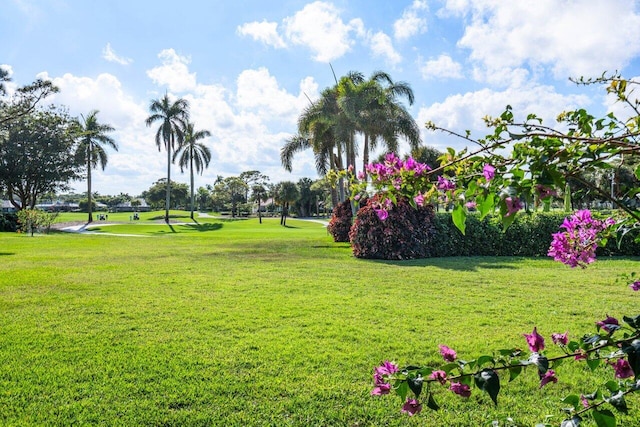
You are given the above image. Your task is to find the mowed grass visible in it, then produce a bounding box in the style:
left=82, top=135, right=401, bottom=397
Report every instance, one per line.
left=1, top=215, right=639, bottom=426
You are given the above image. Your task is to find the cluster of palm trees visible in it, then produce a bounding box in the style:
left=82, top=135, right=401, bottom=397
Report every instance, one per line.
left=77, top=95, right=212, bottom=223
left=146, top=95, right=212, bottom=222
left=280, top=70, right=421, bottom=206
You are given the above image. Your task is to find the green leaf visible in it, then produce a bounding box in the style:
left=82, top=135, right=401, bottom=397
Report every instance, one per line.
left=586, top=358, right=601, bottom=371
left=474, top=368, right=500, bottom=406
left=622, top=339, right=640, bottom=377
left=562, top=394, right=581, bottom=411
left=606, top=391, right=627, bottom=413
left=508, top=365, right=522, bottom=382
left=604, top=380, right=620, bottom=393
left=592, top=409, right=616, bottom=427
left=407, top=376, right=423, bottom=398
left=635, top=164, right=640, bottom=180
left=477, top=355, right=495, bottom=368
left=477, top=193, right=495, bottom=219
left=452, top=203, right=467, bottom=235
left=623, top=315, right=640, bottom=330
left=426, top=392, right=440, bottom=410
left=395, top=380, right=408, bottom=402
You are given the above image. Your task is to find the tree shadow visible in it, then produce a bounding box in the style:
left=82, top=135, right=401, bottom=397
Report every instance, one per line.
left=181, top=223, right=223, bottom=232
left=359, top=256, right=524, bottom=271
left=0, top=252, right=15, bottom=256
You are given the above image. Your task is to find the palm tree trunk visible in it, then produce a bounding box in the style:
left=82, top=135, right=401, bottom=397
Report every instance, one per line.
left=166, top=143, right=171, bottom=223
left=190, top=151, right=195, bottom=220
left=362, top=133, right=370, bottom=176
left=87, top=154, right=93, bottom=223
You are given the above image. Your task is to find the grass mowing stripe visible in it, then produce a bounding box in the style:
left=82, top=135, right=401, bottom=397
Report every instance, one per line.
left=1, top=217, right=638, bottom=425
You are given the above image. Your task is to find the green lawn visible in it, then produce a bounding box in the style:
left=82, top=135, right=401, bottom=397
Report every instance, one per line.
left=1, top=215, right=638, bottom=426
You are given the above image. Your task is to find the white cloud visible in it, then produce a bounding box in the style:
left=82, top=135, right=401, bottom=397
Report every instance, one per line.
left=417, top=82, right=591, bottom=152
left=146, top=49, right=197, bottom=93
left=420, top=54, right=463, bottom=80
left=236, top=20, right=287, bottom=48
left=282, top=1, right=364, bottom=62
left=37, top=71, right=161, bottom=196
left=368, top=31, right=402, bottom=66
left=394, top=0, right=428, bottom=40
left=448, top=0, right=640, bottom=82
left=102, top=43, right=132, bottom=65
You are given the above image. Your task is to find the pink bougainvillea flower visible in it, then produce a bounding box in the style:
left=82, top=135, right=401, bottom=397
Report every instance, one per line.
left=548, top=210, right=613, bottom=268
left=523, top=327, right=545, bottom=353
left=437, top=175, right=456, bottom=191
left=596, top=315, right=619, bottom=333
left=580, top=394, right=590, bottom=408
left=504, top=196, right=522, bottom=217
left=630, top=280, right=640, bottom=291
left=375, top=208, right=389, bottom=221
left=428, top=370, right=447, bottom=385
left=347, top=164, right=354, bottom=172
left=403, top=157, right=417, bottom=171
left=371, top=373, right=391, bottom=395
left=439, top=344, right=457, bottom=362
left=539, top=369, right=558, bottom=388
left=610, top=358, right=634, bottom=379
left=357, top=171, right=365, bottom=180
left=414, top=193, right=425, bottom=207
left=551, top=332, right=569, bottom=346
left=535, top=184, right=557, bottom=199
left=483, top=164, right=496, bottom=181
left=465, top=201, right=477, bottom=209
left=401, top=398, right=422, bottom=416
left=449, top=382, right=471, bottom=397
left=375, top=360, right=399, bottom=376
left=574, top=350, right=587, bottom=361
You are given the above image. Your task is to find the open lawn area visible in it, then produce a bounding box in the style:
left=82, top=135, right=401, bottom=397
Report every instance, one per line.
left=1, top=213, right=639, bottom=426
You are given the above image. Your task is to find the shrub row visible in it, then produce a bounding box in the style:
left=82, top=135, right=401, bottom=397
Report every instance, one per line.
left=431, top=211, right=640, bottom=257
left=329, top=200, right=640, bottom=259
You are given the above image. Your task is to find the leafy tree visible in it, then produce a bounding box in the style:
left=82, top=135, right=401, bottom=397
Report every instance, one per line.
left=0, top=66, right=9, bottom=96
left=212, top=177, right=248, bottom=217
left=173, top=122, right=211, bottom=219
left=75, top=110, right=118, bottom=222
left=141, top=179, right=188, bottom=211
left=0, top=77, right=59, bottom=126
left=0, top=107, right=81, bottom=210
left=274, top=181, right=299, bottom=226
left=310, top=178, right=333, bottom=215
left=146, top=94, right=189, bottom=222
left=196, top=186, right=211, bottom=211
left=239, top=170, right=269, bottom=201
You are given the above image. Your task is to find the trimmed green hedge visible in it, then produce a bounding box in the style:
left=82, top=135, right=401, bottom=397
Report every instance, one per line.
left=430, top=211, right=640, bottom=258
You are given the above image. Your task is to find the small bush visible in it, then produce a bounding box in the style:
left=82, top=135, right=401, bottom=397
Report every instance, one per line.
left=0, top=213, right=18, bottom=232
left=349, top=196, right=436, bottom=260
left=327, top=199, right=354, bottom=242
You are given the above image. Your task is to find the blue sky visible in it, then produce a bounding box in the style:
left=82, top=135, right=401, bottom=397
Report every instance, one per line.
left=3, top=0, right=640, bottom=196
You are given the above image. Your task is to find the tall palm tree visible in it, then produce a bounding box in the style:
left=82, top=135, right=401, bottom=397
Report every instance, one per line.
left=274, top=181, right=299, bottom=226
left=75, top=110, right=117, bottom=223
left=339, top=70, right=420, bottom=173
left=173, top=122, right=211, bottom=219
left=146, top=94, right=189, bottom=222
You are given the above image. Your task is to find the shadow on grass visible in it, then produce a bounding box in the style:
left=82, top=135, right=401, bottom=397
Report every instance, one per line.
left=361, top=256, right=524, bottom=271
left=181, top=223, right=223, bottom=232
left=0, top=252, right=15, bottom=256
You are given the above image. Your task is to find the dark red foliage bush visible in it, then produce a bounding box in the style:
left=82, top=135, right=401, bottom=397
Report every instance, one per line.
left=327, top=199, right=354, bottom=242
left=349, top=195, right=436, bottom=260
